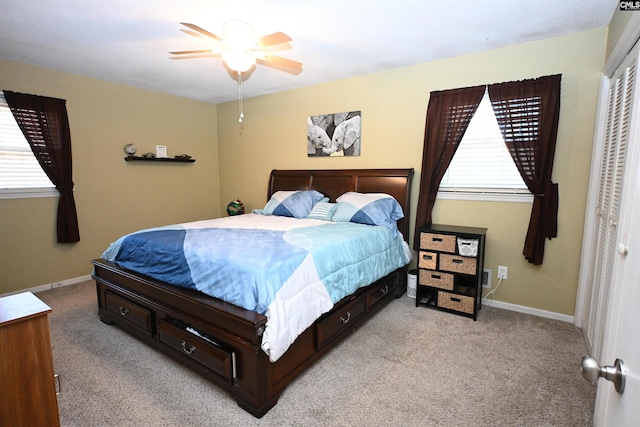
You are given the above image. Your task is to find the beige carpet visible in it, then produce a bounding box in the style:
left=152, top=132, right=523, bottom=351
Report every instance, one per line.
left=36, top=281, right=595, bottom=426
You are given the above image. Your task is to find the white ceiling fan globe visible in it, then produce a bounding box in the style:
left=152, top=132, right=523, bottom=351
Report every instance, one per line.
left=221, top=20, right=259, bottom=72
left=222, top=49, right=255, bottom=72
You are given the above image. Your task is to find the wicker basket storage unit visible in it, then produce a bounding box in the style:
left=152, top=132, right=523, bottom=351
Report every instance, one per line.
left=415, top=224, right=487, bottom=320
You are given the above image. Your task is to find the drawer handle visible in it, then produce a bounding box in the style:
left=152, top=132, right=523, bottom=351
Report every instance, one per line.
left=422, top=254, right=433, bottom=260
left=181, top=341, right=196, bottom=355
left=452, top=259, right=463, bottom=264
left=340, top=311, right=352, bottom=324
left=432, top=237, right=443, bottom=242
left=380, top=285, right=389, bottom=295
left=119, top=306, right=130, bottom=316
left=451, top=297, right=461, bottom=303
left=431, top=274, right=441, bottom=279
left=54, top=374, right=61, bottom=396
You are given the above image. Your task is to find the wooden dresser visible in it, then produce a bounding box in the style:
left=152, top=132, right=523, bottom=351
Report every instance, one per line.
left=0, top=292, right=60, bottom=427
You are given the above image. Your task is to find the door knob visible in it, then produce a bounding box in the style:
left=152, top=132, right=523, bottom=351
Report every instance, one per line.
left=581, top=355, right=626, bottom=394
left=617, top=243, right=628, bottom=255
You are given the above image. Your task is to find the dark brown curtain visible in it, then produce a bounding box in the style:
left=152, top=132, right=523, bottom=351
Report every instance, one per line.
left=488, top=74, right=561, bottom=265
left=4, top=90, right=80, bottom=243
left=413, top=85, right=486, bottom=249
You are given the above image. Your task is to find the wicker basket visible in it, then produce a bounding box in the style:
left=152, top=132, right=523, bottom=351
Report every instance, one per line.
left=439, top=254, right=476, bottom=275
left=420, top=232, right=456, bottom=253
left=438, top=291, right=475, bottom=314
left=418, top=251, right=437, bottom=270
left=419, top=269, right=454, bottom=290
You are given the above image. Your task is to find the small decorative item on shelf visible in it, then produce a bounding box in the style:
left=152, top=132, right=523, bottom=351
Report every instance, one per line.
left=155, top=145, right=168, bottom=158
left=124, top=143, right=137, bottom=156
left=141, top=152, right=156, bottom=158
left=174, top=154, right=192, bottom=160
left=226, top=199, right=245, bottom=216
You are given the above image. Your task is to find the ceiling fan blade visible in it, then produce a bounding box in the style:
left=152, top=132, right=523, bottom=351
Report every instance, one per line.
left=169, top=49, right=214, bottom=55
left=262, top=54, right=302, bottom=69
left=180, top=29, right=212, bottom=40
left=258, top=32, right=292, bottom=48
left=261, top=42, right=292, bottom=53
left=256, top=54, right=303, bottom=75
left=180, top=22, right=223, bottom=41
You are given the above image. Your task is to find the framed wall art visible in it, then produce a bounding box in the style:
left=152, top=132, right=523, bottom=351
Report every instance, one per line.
left=307, top=110, right=361, bottom=157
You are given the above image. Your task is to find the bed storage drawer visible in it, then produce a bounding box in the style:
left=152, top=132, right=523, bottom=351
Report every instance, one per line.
left=366, top=277, right=397, bottom=309
left=157, top=319, right=234, bottom=385
left=317, top=296, right=366, bottom=348
left=104, top=291, right=153, bottom=336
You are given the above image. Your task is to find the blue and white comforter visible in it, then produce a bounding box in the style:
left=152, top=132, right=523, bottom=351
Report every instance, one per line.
left=102, top=213, right=411, bottom=361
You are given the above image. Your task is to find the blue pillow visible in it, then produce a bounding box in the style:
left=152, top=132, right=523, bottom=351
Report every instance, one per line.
left=307, top=202, right=338, bottom=221
left=254, top=190, right=325, bottom=218
left=333, top=192, right=404, bottom=236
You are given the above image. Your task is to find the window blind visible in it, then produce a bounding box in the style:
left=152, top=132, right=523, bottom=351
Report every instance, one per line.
left=0, top=92, right=55, bottom=191
left=439, top=90, right=529, bottom=194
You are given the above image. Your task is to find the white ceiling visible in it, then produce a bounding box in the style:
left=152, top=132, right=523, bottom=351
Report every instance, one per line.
left=0, top=0, right=617, bottom=104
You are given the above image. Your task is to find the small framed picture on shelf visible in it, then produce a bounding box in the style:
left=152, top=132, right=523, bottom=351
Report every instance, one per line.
left=156, top=145, right=168, bottom=158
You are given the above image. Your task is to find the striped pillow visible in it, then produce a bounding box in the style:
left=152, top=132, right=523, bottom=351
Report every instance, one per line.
left=307, top=202, right=337, bottom=221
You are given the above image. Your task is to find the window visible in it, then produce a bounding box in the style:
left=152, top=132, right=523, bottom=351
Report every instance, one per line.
left=0, top=92, right=56, bottom=199
left=438, top=90, right=532, bottom=203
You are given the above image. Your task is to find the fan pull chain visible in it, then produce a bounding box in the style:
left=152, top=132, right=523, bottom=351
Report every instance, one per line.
left=237, top=71, right=244, bottom=123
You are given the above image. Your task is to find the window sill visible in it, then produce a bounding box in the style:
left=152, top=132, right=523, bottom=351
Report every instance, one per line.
left=0, top=188, right=58, bottom=200
left=437, top=191, right=533, bottom=203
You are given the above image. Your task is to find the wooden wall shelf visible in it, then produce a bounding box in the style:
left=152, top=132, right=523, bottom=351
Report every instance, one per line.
left=124, top=156, right=195, bottom=163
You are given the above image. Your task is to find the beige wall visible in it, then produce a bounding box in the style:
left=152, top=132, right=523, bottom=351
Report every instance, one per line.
left=0, top=27, right=609, bottom=315
left=0, top=59, right=220, bottom=294
left=217, top=28, right=607, bottom=316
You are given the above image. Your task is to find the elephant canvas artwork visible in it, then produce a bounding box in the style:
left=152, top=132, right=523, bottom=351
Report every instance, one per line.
left=307, top=111, right=361, bottom=157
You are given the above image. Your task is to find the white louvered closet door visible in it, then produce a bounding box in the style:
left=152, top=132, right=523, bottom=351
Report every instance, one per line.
left=582, top=45, right=637, bottom=361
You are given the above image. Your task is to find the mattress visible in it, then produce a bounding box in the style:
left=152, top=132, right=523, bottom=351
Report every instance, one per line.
left=101, top=213, right=411, bottom=361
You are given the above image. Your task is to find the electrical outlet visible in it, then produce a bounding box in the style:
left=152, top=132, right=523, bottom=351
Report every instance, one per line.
left=497, top=265, right=508, bottom=280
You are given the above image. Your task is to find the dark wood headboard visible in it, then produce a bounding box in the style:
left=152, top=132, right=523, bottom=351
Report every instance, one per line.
left=268, top=169, right=414, bottom=240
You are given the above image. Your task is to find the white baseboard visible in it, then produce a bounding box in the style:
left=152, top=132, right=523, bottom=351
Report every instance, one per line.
left=1, top=274, right=93, bottom=298
left=482, top=298, right=574, bottom=324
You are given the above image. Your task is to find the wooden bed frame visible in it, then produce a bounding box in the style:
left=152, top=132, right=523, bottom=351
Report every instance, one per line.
left=91, top=168, right=414, bottom=418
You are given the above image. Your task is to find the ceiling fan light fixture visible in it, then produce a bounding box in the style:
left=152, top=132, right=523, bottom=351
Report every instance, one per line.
left=222, top=49, right=256, bottom=72
left=173, top=20, right=302, bottom=122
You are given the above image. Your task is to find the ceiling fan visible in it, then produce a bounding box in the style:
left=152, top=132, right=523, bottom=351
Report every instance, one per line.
left=170, top=21, right=303, bottom=75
